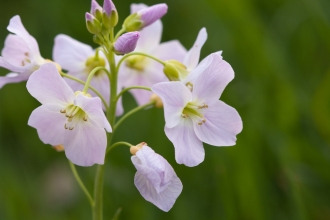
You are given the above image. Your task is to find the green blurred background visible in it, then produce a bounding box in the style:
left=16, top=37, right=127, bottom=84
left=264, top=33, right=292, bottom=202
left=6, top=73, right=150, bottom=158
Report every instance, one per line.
left=0, top=0, right=330, bottom=219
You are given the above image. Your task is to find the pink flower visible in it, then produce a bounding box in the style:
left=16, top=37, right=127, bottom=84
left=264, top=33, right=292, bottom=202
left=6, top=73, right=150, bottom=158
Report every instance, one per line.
left=0, top=15, right=45, bottom=88
left=53, top=34, right=123, bottom=115
left=152, top=53, right=242, bottom=167
left=27, top=63, right=112, bottom=166
left=131, top=143, right=182, bottom=212
left=118, top=3, right=187, bottom=105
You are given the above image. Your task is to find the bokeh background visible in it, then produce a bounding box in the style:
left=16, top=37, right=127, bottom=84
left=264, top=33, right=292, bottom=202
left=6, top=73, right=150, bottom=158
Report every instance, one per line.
left=0, top=0, right=330, bottom=219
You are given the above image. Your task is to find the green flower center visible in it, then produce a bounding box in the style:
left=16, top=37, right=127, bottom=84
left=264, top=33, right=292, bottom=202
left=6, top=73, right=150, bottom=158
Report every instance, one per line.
left=85, top=56, right=106, bottom=76
left=60, top=105, right=88, bottom=130
left=182, top=101, right=208, bottom=125
left=125, top=55, right=148, bottom=72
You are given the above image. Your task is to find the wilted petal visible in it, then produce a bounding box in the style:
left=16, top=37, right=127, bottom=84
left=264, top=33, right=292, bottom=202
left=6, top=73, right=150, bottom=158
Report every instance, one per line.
left=53, top=34, right=94, bottom=72
left=26, top=63, right=75, bottom=105
left=194, top=101, right=242, bottom=146
left=192, top=54, right=234, bottom=102
left=183, top=28, right=207, bottom=71
left=165, top=119, right=205, bottom=167
left=152, top=82, right=192, bottom=128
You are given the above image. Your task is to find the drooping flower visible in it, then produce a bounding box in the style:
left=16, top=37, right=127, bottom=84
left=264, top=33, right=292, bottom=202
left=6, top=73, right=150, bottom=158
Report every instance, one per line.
left=114, top=32, right=140, bottom=55
left=53, top=34, right=123, bottom=115
left=152, top=53, right=242, bottom=167
left=27, top=63, right=112, bottom=166
left=0, top=15, right=46, bottom=88
left=118, top=3, right=186, bottom=106
left=130, top=142, right=183, bottom=212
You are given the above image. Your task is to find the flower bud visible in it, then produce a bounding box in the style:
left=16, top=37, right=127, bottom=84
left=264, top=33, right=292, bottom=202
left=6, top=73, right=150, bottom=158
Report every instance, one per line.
left=53, top=145, right=64, bottom=152
left=163, top=60, right=189, bottom=81
left=150, top=94, right=163, bottom=108
left=123, top=3, right=168, bottom=32
left=114, top=32, right=140, bottom=55
left=91, top=0, right=103, bottom=21
left=102, top=0, right=118, bottom=29
left=86, top=13, right=102, bottom=34
left=130, top=142, right=147, bottom=155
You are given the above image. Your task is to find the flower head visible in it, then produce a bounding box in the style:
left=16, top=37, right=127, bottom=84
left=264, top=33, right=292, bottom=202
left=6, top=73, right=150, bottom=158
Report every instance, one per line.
left=131, top=143, right=182, bottom=212
left=152, top=53, right=242, bottom=167
left=0, top=15, right=45, bottom=88
left=27, top=63, right=112, bottom=166
left=53, top=34, right=123, bottom=116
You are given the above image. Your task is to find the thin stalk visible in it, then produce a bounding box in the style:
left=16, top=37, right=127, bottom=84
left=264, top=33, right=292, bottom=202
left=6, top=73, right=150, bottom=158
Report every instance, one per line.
left=115, top=86, right=151, bottom=103
left=106, top=141, right=132, bottom=155
left=69, top=161, right=94, bottom=206
left=114, top=28, right=126, bottom=40
left=83, top=66, right=111, bottom=93
left=114, top=101, right=155, bottom=131
left=60, top=73, right=108, bottom=109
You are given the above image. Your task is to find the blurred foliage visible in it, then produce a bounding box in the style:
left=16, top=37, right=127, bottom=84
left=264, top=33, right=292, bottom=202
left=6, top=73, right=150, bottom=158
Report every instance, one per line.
left=0, top=0, right=330, bottom=219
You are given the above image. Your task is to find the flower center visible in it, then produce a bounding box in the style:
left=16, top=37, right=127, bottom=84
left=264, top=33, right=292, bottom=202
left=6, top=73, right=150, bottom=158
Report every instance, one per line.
left=85, top=55, right=106, bottom=76
left=182, top=101, right=208, bottom=125
left=60, top=105, right=88, bottom=130
left=125, top=55, right=148, bottom=72
left=21, top=52, right=31, bottom=66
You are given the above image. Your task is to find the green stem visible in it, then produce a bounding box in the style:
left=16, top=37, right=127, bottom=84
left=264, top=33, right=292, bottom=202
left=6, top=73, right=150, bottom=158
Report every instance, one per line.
left=69, top=161, right=94, bottom=207
left=93, top=164, right=105, bottom=220
left=116, top=52, right=166, bottom=73
left=60, top=73, right=108, bottom=109
left=106, top=141, right=132, bottom=155
left=83, top=66, right=111, bottom=93
left=114, top=28, right=126, bottom=40
left=114, top=101, right=155, bottom=131
left=112, top=207, right=123, bottom=220
left=115, top=86, right=151, bottom=103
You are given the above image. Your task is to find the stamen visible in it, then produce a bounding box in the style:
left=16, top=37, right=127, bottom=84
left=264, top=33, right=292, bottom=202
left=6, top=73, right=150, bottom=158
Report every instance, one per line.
left=181, top=113, right=187, bottom=118
left=83, top=116, right=88, bottom=121
left=64, top=124, right=68, bottom=129
left=24, top=52, right=29, bottom=56
left=21, top=61, right=25, bottom=66
left=69, top=127, right=74, bottom=130
left=60, top=110, right=66, bottom=113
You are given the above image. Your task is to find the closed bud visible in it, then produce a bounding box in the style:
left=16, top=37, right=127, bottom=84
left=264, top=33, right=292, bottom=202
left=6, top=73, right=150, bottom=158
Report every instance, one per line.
left=123, top=13, right=143, bottom=32
left=86, top=13, right=102, bottom=34
left=102, top=0, right=118, bottom=28
left=114, top=32, right=140, bottom=55
left=91, top=0, right=103, bottom=21
left=150, top=94, right=163, bottom=108
left=163, top=60, right=189, bottom=81
left=130, top=142, right=147, bottom=155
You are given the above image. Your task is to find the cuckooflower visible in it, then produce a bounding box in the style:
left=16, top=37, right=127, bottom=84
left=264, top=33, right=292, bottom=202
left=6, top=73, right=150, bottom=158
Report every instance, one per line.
left=118, top=3, right=186, bottom=105
left=152, top=53, right=242, bottom=167
left=0, top=15, right=45, bottom=88
left=131, top=143, right=183, bottom=212
left=27, top=63, right=112, bottom=166
left=53, top=34, right=123, bottom=115
left=114, top=32, right=140, bottom=55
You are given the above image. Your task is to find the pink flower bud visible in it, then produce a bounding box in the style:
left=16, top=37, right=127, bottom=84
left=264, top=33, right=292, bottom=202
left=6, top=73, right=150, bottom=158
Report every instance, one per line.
left=138, top=3, right=168, bottom=27
left=103, top=0, right=116, bottom=16
left=90, top=0, right=102, bottom=16
left=114, top=32, right=140, bottom=55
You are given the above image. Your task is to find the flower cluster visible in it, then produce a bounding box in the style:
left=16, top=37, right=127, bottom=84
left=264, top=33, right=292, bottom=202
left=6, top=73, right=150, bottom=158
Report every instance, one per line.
left=0, top=0, right=242, bottom=214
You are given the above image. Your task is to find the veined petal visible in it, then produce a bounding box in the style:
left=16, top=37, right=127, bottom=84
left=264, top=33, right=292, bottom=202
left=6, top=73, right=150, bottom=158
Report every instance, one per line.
left=7, top=15, right=41, bottom=61
left=152, top=82, right=192, bottom=128
left=192, top=54, right=234, bottom=102
left=194, top=101, right=242, bottom=146
left=74, top=94, right=111, bottom=132
left=64, top=123, right=107, bottom=166
left=28, top=104, right=67, bottom=146
left=0, top=56, right=28, bottom=73
left=165, top=119, right=205, bottom=167
left=2, top=34, right=29, bottom=66
left=26, top=63, right=75, bottom=105
left=152, top=40, right=187, bottom=63
left=0, top=72, right=30, bottom=89
left=53, top=34, right=94, bottom=72
left=183, top=28, right=207, bottom=71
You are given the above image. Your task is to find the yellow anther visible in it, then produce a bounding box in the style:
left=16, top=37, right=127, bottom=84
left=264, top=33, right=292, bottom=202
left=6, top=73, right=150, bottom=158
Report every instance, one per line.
left=60, top=110, right=66, bottom=113
left=69, top=127, right=74, bottom=130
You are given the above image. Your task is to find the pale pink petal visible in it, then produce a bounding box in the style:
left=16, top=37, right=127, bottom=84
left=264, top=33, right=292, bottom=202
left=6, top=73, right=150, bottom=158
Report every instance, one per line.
left=74, top=94, right=112, bottom=132
left=165, top=119, right=205, bottom=167
left=152, top=40, right=187, bottom=63
left=135, top=20, right=162, bottom=53
left=2, top=34, right=29, bottom=66
left=26, top=63, right=74, bottom=105
left=0, top=72, right=30, bottom=89
left=194, top=101, right=242, bottom=146
left=192, top=54, right=234, bottom=102
left=152, top=82, right=192, bottom=128
left=7, top=15, right=41, bottom=60
left=0, top=56, right=28, bottom=73
left=53, top=34, right=94, bottom=72
left=183, top=28, right=207, bottom=71
left=63, top=123, right=107, bottom=166
left=131, top=3, right=147, bottom=13
left=28, top=104, right=67, bottom=146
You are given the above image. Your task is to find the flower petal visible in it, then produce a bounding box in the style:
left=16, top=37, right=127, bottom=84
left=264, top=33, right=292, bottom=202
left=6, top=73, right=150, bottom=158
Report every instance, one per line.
left=183, top=28, right=207, bottom=71
left=0, top=56, right=28, bottom=73
left=28, top=104, right=67, bottom=146
left=7, top=15, right=41, bottom=61
left=165, top=118, right=205, bottom=167
left=192, top=54, right=234, bottom=102
left=152, top=40, right=187, bottom=63
left=152, top=82, right=192, bottom=128
left=194, top=101, right=242, bottom=146
left=63, top=123, right=107, bottom=166
left=53, top=34, right=94, bottom=72
left=2, top=34, right=29, bottom=66
left=0, top=72, right=30, bottom=89
left=26, top=63, right=74, bottom=105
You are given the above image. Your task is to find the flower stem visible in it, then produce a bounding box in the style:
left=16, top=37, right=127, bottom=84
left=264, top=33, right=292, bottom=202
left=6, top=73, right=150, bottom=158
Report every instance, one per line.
left=106, top=141, right=132, bottom=155
left=116, top=52, right=166, bottom=72
left=60, top=73, right=109, bottom=109
left=115, top=86, right=151, bottom=103
left=114, top=101, right=155, bottom=131
left=93, top=164, right=105, bottom=220
left=68, top=161, right=94, bottom=207
left=114, top=28, right=126, bottom=40
left=83, top=66, right=111, bottom=93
